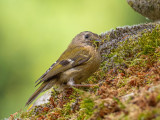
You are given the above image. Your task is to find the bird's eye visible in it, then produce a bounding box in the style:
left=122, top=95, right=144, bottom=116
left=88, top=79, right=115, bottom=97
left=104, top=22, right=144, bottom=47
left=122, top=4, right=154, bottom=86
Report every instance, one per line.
left=85, top=34, right=90, bottom=39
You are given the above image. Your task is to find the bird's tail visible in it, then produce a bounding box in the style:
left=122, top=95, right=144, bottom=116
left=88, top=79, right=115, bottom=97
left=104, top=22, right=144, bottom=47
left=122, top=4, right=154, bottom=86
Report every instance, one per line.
left=25, top=82, right=48, bottom=106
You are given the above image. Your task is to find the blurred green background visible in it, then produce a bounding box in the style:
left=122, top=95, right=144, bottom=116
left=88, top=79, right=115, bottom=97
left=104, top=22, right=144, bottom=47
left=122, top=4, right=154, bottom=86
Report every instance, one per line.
left=0, top=0, right=148, bottom=119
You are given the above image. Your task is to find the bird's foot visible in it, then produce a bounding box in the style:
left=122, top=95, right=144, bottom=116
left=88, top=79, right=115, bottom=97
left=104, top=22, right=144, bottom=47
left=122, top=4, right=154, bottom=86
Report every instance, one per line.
left=67, top=78, right=101, bottom=88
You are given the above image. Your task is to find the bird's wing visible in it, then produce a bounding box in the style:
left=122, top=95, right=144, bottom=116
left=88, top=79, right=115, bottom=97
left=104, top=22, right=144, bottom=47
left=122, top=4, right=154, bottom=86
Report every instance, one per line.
left=35, top=46, right=91, bottom=86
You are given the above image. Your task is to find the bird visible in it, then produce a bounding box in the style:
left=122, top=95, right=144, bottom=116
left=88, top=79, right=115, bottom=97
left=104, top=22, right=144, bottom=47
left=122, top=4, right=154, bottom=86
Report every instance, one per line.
left=26, top=31, right=101, bottom=106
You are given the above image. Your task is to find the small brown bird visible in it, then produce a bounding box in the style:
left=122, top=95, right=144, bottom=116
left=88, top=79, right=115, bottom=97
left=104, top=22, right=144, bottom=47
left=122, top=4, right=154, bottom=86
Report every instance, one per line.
left=26, top=31, right=101, bottom=105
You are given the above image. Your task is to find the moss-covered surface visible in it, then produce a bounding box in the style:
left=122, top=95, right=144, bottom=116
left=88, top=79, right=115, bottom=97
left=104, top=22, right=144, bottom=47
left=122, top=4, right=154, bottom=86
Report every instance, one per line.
left=10, top=23, right=160, bottom=120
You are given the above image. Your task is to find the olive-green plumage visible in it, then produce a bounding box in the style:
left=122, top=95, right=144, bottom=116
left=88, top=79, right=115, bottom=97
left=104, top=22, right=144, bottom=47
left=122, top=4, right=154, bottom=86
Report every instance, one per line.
left=26, top=31, right=101, bottom=105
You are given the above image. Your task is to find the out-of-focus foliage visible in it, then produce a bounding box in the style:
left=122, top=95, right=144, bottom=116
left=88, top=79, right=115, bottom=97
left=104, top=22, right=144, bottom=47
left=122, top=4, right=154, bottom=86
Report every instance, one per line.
left=0, top=0, right=146, bottom=119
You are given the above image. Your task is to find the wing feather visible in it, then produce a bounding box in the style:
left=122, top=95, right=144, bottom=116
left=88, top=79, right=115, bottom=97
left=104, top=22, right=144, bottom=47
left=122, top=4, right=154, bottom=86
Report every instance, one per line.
left=35, top=46, right=91, bottom=85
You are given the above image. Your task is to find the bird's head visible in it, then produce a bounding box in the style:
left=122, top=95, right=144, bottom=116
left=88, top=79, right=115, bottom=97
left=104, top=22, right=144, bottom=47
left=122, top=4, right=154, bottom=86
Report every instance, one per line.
left=71, top=31, right=101, bottom=49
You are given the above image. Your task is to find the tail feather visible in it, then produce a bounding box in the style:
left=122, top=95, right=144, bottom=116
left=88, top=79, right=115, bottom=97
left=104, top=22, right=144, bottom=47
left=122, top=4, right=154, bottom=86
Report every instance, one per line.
left=25, top=82, right=48, bottom=106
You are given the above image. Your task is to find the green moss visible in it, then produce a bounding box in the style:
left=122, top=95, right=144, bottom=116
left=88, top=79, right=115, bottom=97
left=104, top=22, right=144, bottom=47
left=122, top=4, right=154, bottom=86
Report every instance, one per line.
left=20, top=108, right=34, bottom=119
left=117, top=78, right=128, bottom=88
left=138, top=108, right=160, bottom=120
left=113, top=97, right=125, bottom=109
left=77, top=97, right=95, bottom=120
left=138, top=27, right=160, bottom=55
left=103, top=25, right=160, bottom=71
left=157, top=94, right=160, bottom=101
left=62, top=99, right=76, bottom=118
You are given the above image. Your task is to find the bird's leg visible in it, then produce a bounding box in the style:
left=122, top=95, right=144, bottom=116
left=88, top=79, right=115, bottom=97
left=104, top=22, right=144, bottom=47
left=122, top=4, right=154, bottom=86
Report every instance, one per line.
left=67, top=78, right=99, bottom=87
left=72, top=84, right=99, bottom=87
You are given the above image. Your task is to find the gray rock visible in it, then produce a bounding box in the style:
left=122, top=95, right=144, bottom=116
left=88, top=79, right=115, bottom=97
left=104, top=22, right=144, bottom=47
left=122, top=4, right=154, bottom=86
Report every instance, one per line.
left=127, top=0, right=160, bottom=21
left=29, top=88, right=52, bottom=110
